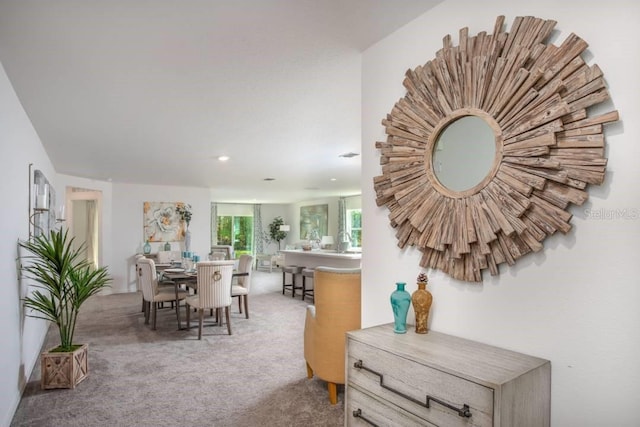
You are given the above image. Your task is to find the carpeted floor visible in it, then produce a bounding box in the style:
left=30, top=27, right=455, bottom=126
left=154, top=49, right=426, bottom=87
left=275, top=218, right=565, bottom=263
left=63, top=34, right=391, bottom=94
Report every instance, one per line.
left=11, top=270, right=344, bottom=426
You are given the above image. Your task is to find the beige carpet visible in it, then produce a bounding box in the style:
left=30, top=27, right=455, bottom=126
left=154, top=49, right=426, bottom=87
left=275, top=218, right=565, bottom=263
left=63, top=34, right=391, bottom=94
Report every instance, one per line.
left=11, top=270, right=344, bottom=426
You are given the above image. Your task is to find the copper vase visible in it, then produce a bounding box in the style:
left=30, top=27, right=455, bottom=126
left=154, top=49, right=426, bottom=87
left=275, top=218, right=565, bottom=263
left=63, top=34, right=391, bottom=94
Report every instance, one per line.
left=411, top=281, right=432, bottom=334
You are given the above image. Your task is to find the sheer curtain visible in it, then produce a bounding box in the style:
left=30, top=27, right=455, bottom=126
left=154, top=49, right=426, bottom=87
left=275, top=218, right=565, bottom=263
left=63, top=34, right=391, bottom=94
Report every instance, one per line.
left=86, top=200, right=98, bottom=269
left=210, top=202, right=218, bottom=247
left=253, top=204, right=264, bottom=255
left=338, top=196, right=347, bottom=241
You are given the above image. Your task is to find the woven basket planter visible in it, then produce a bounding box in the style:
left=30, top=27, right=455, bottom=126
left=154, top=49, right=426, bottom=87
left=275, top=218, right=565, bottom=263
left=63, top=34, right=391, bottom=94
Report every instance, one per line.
left=40, top=344, right=89, bottom=389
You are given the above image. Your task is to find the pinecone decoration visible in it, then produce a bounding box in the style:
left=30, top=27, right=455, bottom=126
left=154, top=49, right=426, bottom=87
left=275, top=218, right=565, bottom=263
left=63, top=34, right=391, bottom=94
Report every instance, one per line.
left=417, top=272, right=428, bottom=285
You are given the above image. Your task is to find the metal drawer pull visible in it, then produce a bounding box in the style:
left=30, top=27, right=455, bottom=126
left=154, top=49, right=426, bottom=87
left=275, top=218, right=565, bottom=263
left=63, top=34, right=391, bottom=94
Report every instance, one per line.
left=426, top=395, right=472, bottom=418
left=354, top=360, right=472, bottom=419
left=352, top=408, right=379, bottom=426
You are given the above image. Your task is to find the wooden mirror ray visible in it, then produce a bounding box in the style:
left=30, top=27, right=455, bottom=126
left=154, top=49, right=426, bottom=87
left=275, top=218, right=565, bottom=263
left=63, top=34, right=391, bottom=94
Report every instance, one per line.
left=373, top=15, right=619, bottom=282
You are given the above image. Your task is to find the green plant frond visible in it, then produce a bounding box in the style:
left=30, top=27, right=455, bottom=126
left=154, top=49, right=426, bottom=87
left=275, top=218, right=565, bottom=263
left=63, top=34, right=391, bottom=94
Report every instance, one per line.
left=23, top=291, right=59, bottom=322
left=22, top=269, right=59, bottom=290
left=21, top=312, right=55, bottom=323
left=69, top=267, right=112, bottom=308
left=19, top=228, right=111, bottom=348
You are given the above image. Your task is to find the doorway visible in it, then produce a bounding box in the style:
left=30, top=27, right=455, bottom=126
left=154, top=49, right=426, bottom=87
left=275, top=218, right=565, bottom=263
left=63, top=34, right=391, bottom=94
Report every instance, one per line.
left=66, top=188, right=102, bottom=269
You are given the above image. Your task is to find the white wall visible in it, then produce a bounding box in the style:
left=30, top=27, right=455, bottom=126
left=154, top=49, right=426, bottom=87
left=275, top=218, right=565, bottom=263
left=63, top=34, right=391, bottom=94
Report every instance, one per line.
left=284, top=194, right=361, bottom=247
left=111, top=183, right=212, bottom=293
left=57, top=174, right=114, bottom=289
left=361, top=1, right=640, bottom=426
left=260, top=203, right=291, bottom=253
left=0, top=62, right=55, bottom=426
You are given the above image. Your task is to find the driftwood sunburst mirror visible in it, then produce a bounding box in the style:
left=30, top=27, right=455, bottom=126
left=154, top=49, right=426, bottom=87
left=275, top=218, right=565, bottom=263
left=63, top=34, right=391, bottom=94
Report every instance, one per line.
left=374, top=15, right=619, bottom=282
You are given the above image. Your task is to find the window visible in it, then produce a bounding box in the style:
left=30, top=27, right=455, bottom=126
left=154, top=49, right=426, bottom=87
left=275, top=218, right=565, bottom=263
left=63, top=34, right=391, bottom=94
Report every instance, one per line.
left=216, top=215, right=253, bottom=256
left=347, top=209, right=362, bottom=249
left=214, top=204, right=255, bottom=257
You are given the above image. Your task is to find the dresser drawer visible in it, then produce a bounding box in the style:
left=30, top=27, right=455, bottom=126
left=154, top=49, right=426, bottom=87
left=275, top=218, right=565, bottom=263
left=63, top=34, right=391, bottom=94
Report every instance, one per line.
left=347, top=338, right=493, bottom=427
left=346, top=384, right=436, bottom=427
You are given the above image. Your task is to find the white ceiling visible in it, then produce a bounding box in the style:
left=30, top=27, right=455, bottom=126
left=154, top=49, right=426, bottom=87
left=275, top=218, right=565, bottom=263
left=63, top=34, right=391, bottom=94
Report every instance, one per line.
left=0, top=0, right=442, bottom=203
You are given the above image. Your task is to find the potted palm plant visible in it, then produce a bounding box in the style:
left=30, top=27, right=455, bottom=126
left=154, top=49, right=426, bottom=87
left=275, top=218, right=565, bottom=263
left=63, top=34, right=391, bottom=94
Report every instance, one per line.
left=20, top=228, right=111, bottom=389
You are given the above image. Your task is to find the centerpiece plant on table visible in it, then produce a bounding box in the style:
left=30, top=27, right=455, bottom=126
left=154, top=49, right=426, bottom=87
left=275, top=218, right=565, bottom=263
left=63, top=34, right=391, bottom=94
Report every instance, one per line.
left=20, top=228, right=111, bottom=389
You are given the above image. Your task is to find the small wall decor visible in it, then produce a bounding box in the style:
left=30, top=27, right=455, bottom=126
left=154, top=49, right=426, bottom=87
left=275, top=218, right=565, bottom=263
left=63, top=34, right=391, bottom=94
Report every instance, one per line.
left=373, top=15, right=619, bottom=282
left=30, top=167, right=56, bottom=239
left=300, top=204, right=328, bottom=240
left=143, top=202, right=185, bottom=242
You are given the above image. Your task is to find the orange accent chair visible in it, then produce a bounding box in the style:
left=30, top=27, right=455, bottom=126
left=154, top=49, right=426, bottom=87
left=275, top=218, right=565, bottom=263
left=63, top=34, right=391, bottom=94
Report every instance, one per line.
left=304, top=267, right=361, bottom=404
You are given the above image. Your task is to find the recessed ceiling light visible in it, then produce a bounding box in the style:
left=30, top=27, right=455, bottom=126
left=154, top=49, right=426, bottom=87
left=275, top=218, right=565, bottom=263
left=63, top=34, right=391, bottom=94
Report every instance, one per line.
left=263, top=178, right=275, bottom=181
left=218, top=156, right=230, bottom=161
left=330, top=178, right=337, bottom=181
left=339, top=152, right=359, bottom=158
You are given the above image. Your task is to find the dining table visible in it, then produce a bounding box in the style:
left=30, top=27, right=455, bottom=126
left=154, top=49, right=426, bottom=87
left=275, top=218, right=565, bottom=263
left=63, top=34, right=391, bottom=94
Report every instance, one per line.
left=160, top=266, right=248, bottom=288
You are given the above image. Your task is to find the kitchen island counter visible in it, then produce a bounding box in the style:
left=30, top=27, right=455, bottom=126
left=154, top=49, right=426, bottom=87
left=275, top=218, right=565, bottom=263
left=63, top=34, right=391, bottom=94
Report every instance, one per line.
left=280, top=249, right=361, bottom=269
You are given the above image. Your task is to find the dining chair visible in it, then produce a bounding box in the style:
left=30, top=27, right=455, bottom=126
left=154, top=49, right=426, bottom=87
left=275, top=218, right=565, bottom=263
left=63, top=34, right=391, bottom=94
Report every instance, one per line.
left=209, top=252, right=226, bottom=260
left=157, top=250, right=181, bottom=264
left=136, top=254, right=174, bottom=298
left=231, top=254, right=253, bottom=319
left=185, top=260, right=235, bottom=339
left=135, top=254, right=146, bottom=312
left=210, top=245, right=234, bottom=260
left=150, top=252, right=179, bottom=309
left=137, top=257, right=189, bottom=330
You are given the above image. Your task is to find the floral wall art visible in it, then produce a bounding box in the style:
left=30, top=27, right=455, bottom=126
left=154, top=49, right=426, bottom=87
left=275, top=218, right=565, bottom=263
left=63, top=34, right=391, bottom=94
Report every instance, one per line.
left=143, top=202, right=185, bottom=242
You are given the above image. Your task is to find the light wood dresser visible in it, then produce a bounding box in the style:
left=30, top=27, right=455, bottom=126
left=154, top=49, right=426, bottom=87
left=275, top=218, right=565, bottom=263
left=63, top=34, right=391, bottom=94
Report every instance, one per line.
left=345, top=324, right=550, bottom=426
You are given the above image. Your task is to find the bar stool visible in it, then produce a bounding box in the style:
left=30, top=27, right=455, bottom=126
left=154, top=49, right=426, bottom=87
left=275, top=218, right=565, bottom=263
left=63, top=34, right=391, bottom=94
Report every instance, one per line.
left=301, top=268, right=315, bottom=302
left=282, top=265, right=303, bottom=296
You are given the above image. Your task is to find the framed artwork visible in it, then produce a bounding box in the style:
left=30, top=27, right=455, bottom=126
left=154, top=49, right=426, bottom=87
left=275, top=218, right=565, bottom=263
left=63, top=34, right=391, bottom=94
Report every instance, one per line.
left=300, top=204, right=328, bottom=240
left=143, top=202, right=185, bottom=242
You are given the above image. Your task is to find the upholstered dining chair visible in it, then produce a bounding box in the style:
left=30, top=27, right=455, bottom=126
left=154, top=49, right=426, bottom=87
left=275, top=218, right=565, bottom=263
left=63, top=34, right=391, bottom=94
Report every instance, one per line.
left=140, top=252, right=178, bottom=310
left=231, top=254, right=253, bottom=319
left=157, top=250, right=181, bottom=264
left=135, top=254, right=146, bottom=312
left=210, top=245, right=234, bottom=260
left=209, top=252, right=226, bottom=260
left=304, top=267, right=361, bottom=404
left=137, top=257, right=189, bottom=330
left=185, top=260, right=235, bottom=339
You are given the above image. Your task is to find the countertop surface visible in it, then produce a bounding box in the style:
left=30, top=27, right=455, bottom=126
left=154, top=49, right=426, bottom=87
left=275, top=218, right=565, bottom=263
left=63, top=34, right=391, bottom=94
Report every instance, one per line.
left=280, top=249, right=362, bottom=259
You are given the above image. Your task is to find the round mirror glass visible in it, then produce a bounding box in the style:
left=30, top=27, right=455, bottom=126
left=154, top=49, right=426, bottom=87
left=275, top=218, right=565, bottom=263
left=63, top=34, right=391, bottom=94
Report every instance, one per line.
left=432, top=116, right=497, bottom=192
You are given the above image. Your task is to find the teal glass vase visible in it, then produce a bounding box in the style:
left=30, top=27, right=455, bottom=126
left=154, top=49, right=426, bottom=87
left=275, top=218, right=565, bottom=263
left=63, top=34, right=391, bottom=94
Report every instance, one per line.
left=143, top=240, right=151, bottom=254
left=390, top=282, right=411, bottom=334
